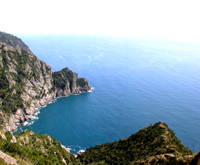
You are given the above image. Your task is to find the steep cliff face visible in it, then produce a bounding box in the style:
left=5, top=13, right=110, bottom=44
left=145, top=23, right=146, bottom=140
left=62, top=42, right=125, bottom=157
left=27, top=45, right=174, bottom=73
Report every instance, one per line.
left=0, top=34, right=91, bottom=132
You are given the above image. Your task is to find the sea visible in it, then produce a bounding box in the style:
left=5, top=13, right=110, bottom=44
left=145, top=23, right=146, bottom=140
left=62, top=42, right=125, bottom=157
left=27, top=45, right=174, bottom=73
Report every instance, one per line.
left=14, top=34, right=200, bottom=155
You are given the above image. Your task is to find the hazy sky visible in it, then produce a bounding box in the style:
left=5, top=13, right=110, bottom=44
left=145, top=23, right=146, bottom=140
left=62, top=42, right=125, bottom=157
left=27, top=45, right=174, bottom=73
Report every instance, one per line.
left=1, top=0, right=200, bottom=42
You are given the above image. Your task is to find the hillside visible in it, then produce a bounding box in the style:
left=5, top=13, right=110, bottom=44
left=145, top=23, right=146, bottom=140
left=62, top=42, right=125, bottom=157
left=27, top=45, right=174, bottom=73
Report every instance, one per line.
left=0, top=32, right=91, bottom=132
left=76, top=121, right=194, bottom=164
left=0, top=129, right=75, bottom=164
left=0, top=122, right=196, bottom=165
left=0, top=32, right=30, bottom=52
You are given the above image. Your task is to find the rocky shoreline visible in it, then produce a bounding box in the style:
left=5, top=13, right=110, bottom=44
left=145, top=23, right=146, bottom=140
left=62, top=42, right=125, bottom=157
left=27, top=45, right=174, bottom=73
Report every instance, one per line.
left=4, top=86, right=91, bottom=133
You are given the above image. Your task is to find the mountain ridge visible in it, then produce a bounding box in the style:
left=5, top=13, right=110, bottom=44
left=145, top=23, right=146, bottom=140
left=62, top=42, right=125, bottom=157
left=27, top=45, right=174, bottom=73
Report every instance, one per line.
left=0, top=32, right=30, bottom=52
left=76, top=121, right=194, bottom=164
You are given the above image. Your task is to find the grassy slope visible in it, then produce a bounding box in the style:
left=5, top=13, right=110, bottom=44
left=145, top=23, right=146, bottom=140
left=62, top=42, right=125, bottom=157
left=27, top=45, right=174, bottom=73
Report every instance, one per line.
left=0, top=130, right=75, bottom=165
left=0, top=122, right=195, bottom=165
left=76, top=122, right=193, bottom=165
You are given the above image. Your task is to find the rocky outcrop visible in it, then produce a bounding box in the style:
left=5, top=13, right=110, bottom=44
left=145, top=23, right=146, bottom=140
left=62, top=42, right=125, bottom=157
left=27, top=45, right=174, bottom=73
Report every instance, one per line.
left=0, top=151, right=18, bottom=165
left=54, top=68, right=91, bottom=97
left=0, top=35, right=91, bottom=132
left=5, top=92, right=58, bottom=132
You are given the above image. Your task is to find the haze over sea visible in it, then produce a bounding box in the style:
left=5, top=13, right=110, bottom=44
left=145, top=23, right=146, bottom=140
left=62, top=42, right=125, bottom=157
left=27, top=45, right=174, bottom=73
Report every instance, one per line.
left=14, top=35, right=200, bottom=154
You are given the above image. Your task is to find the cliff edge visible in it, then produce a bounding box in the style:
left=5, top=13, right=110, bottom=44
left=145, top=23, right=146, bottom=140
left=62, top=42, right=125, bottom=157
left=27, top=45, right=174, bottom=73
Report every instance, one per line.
left=0, top=32, right=30, bottom=52
left=0, top=32, right=91, bottom=132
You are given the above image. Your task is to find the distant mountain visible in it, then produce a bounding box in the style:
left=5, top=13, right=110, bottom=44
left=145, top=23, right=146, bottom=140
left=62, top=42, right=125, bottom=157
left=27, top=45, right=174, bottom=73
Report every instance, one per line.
left=76, top=121, right=194, bottom=164
left=0, top=32, right=30, bottom=51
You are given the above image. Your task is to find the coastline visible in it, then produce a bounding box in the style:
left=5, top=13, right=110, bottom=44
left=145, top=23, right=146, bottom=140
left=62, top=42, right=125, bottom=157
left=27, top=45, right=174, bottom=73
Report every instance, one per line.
left=61, top=145, right=71, bottom=153
left=12, top=87, right=93, bottom=134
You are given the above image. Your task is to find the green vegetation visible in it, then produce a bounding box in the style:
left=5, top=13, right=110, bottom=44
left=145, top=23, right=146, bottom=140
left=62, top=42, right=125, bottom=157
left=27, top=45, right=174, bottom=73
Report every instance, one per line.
left=0, top=49, right=23, bottom=114
left=76, top=78, right=87, bottom=87
left=0, top=122, right=195, bottom=164
left=53, top=67, right=88, bottom=91
left=53, top=67, right=74, bottom=90
left=0, top=158, right=8, bottom=165
left=0, top=44, right=52, bottom=116
left=76, top=122, right=193, bottom=165
left=0, top=129, right=76, bottom=164
left=0, top=122, right=194, bottom=165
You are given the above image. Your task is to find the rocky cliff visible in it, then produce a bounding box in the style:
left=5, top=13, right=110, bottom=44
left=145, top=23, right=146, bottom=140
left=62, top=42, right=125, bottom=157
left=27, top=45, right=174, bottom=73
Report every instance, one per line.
left=0, top=32, right=91, bottom=132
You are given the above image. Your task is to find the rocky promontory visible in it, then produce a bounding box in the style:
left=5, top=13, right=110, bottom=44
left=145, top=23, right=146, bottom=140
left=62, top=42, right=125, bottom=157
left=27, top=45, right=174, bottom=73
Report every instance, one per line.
left=0, top=32, right=91, bottom=132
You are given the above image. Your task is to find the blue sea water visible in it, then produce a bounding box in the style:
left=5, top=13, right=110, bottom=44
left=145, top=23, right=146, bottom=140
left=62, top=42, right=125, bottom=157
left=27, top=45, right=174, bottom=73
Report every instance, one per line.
left=14, top=34, right=200, bottom=154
